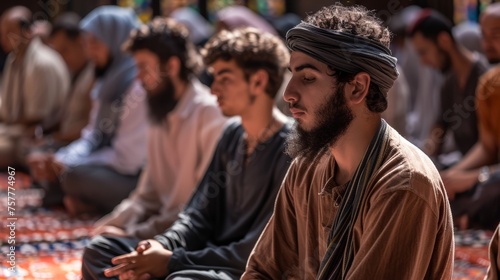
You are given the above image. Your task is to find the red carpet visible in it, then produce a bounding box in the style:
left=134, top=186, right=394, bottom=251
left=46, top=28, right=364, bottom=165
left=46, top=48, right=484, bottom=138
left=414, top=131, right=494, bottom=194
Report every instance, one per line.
left=0, top=172, right=97, bottom=279
left=0, top=172, right=494, bottom=279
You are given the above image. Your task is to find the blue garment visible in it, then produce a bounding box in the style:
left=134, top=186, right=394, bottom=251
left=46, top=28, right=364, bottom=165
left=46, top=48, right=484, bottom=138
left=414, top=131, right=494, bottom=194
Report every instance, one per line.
left=80, top=6, right=139, bottom=151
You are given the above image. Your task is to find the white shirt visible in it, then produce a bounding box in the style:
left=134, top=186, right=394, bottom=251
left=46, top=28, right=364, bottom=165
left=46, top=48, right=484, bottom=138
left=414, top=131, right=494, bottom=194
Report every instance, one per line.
left=55, top=80, right=148, bottom=175
left=0, top=37, right=70, bottom=127
left=96, top=79, right=230, bottom=239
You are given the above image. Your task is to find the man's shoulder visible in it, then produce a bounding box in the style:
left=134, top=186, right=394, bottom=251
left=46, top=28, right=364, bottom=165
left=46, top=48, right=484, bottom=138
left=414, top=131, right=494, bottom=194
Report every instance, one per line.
left=219, top=121, right=245, bottom=148
left=28, top=39, right=66, bottom=70
left=480, top=66, right=500, bottom=87
left=477, top=66, right=500, bottom=100
left=220, top=121, right=244, bottom=140
left=371, top=127, right=444, bottom=203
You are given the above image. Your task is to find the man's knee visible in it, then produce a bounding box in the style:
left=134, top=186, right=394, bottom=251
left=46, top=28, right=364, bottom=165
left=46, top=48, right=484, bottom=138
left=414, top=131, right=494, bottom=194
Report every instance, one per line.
left=81, top=235, right=118, bottom=280
left=83, top=235, right=113, bottom=260
left=60, top=165, right=89, bottom=194
left=469, top=172, right=500, bottom=229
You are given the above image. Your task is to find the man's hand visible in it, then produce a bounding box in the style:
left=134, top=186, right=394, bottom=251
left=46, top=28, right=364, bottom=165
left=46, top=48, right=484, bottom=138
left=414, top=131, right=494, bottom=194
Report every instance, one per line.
left=440, top=169, right=478, bottom=200
left=104, top=239, right=172, bottom=280
left=91, top=225, right=128, bottom=237
left=27, top=152, right=65, bottom=183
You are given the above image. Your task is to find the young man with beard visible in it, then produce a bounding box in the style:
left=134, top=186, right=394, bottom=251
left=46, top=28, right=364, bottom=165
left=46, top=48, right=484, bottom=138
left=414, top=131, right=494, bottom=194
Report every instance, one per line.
left=409, top=10, right=489, bottom=168
left=89, top=17, right=227, bottom=239
left=242, top=4, right=454, bottom=279
left=27, top=6, right=148, bottom=216
left=440, top=3, right=500, bottom=231
left=81, top=27, right=292, bottom=280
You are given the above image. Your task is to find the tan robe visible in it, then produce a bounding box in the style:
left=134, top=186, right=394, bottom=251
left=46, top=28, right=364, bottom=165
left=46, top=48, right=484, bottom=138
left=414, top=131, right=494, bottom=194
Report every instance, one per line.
left=243, top=126, right=454, bottom=280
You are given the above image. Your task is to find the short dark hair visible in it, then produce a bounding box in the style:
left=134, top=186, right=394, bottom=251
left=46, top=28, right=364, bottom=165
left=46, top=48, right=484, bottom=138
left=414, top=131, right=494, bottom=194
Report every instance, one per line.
left=50, top=13, right=82, bottom=40
left=304, top=4, right=391, bottom=113
left=123, top=17, right=202, bottom=81
left=202, top=28, right=289, bottom=99
left=408, top=9, right=454, bottom=43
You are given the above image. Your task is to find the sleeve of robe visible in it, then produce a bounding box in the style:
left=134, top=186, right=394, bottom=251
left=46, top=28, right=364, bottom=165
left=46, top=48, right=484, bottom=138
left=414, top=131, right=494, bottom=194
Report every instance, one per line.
left=242, top=160, right=300, bottom=280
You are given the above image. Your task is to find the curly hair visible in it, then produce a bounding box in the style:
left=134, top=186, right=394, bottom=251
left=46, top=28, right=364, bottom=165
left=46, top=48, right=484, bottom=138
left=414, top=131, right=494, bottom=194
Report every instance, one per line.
left=305, top=4, right=391, bottom=113
left=123, top=17, right=202, bottom=81
left=202, top=28, right=290, bottom=99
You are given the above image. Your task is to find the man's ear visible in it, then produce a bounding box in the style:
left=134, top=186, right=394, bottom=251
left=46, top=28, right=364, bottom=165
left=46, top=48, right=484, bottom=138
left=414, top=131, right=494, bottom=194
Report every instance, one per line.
left=345, top=72, right=370, bottom=105
left=249, top=69, right=269, bottom=96
left=165, top=56, right=181, bottom=79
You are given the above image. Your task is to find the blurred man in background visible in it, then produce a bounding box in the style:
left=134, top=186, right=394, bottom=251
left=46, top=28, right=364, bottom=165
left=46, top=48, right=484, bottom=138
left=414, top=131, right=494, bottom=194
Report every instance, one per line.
left=83, top=26, right=291, bottom=280
left=28, top=6, right=148, bottom=216
left=441, top=3, right=500, bottom=230
left=0, top=6, right=70, bottom=168
left=42, top=13, right=94, bottom=147
left=409, top=9, right=488, bottom=168
left=90, top=17, right=228, bottom=239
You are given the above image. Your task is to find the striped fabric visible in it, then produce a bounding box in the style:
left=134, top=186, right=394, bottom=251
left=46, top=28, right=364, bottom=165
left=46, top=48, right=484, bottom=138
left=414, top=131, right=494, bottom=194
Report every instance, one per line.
left=317, top=120, right=389, bottom=280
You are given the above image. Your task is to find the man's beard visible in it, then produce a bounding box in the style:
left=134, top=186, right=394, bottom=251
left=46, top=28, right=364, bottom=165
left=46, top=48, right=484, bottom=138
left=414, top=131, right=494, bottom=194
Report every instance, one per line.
left=94, top=56, right=113, bottom=78
left=146, top=77, right=178, bottom=124
left=285, top=85, right=354, bottom=161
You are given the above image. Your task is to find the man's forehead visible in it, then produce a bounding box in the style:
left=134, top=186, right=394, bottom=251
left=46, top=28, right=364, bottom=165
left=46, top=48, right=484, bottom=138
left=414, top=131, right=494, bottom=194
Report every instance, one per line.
left=1, top=16, right=21, bottom=29
left=208, top=59, right=240, bottom=75
left=288, top=51, right=327, bottom=72
left=411, top=31, right=434, bottom=44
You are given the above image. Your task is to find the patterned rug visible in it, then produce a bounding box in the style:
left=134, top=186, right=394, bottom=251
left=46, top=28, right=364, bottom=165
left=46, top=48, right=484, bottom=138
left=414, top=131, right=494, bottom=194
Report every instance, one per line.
left=0, top=172, right=494, bottom=279
left=0, top=172, right=97, bottom=279
left=454, top=230, right=492, bottom=279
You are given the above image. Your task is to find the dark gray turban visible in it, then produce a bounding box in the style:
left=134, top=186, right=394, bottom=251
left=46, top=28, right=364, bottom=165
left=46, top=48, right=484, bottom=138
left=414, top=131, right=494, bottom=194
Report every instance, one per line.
left=286, top=22, right=399, bottom=95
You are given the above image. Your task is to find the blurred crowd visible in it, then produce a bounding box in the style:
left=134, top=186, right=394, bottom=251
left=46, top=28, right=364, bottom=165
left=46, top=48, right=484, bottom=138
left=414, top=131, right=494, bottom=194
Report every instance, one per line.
left=0, top=3, right=301, bottom=214
left=0, top=1, right=500, bottom=278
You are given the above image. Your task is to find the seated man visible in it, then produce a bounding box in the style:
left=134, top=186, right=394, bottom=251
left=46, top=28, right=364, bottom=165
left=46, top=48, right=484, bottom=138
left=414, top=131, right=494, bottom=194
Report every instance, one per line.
left=243, top=4, right=453, bottom=279
left=0, top=6, right=70, bottom=168
left=91, top=18, right=227, bottom=238
left=28, top=6, right=148, bottom=215
left=43, top=13, right=94, bottom=147
left=441, top=2, right=500, bottom=230
left=81, top=27, right=292, bottom=280
left=409, top=9, right=488, bottom=168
